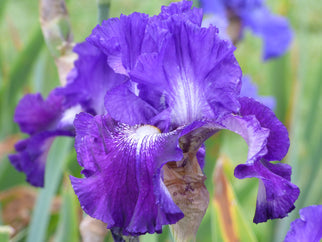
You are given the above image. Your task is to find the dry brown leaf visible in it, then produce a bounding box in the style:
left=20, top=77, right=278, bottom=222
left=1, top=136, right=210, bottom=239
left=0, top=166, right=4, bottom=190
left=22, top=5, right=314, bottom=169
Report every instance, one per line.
left=0, top=135, right=20, bottom=159
left=39, top=0, right=77, bottom=86
left=0, top=186, right=61, bottom=234
left=164, top=152, right=209, bottom=242
left=80, top=216, right=108, bottom=242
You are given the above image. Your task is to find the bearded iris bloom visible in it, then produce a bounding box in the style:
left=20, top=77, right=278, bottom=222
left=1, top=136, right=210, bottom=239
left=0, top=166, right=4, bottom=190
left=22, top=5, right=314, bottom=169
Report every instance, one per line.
left=200, top=0, right=293, bottom=60
left=10, top=0, right=299, bottom=236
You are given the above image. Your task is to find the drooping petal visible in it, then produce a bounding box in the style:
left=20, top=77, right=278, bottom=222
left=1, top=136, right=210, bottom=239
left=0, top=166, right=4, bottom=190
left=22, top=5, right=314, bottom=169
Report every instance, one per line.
left=240, top=76, right=276, bottom=110
left=131, top=17, right=241, bottom=127
left=71, top=112, right=184, bottom=235
left=55, top=41, right=127, bottom=115
left=235, top=159, right=300, bottom=223
left=8, top=130, right=73, bottom=187
left=285, top=205, right=322, bottom=242
left=239, top=97, right=289, bottom=161
left=14, top=92, right=63, bottom=135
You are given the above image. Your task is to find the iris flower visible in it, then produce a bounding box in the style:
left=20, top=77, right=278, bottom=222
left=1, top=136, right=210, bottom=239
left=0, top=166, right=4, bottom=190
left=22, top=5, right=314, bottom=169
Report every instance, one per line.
left=9, top=1, right=299, bottom=236
left=200, top=0, right=293, bottom=60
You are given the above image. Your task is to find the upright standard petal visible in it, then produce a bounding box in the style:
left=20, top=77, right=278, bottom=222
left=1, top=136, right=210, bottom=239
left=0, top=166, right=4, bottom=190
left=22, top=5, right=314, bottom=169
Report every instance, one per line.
left=71, top=113, right=184, bottom=235
left=285, top=205, right=322, bottom=242
left=131, top=17, right=241, bottom=127
left=55, top=42, right=127, bottom=115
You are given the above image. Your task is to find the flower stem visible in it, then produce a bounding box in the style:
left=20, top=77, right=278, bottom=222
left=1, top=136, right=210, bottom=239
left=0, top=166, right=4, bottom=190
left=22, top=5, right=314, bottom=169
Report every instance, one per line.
left=97, top=0, right=110, bottom=24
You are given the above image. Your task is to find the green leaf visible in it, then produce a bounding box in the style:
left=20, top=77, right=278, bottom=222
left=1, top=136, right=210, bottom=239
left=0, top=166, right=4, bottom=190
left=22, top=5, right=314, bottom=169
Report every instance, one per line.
left=0, top=226, right=13, bottom=242
left=55, top=177, right=80, bottom=242
left=0, top=28, right=44, bottom=137
left=27, top=137, right=73, bottom=242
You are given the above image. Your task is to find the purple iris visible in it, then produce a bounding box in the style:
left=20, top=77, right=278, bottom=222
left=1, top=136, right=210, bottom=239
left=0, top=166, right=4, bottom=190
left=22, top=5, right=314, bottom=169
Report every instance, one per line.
left=285, top=205, right=322, bottom=242
left=200, top=0, right=293, bottom=60
left=10, top=0, right=299, bottom=236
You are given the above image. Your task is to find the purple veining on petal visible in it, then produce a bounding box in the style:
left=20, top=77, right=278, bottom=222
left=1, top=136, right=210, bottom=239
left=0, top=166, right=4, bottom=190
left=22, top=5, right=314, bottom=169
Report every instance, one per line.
left=71, top=112, right=184, bottom=235
left=131, top=17, right=241, bottom=127
left=285, top=205, right=322, bottom=242
left=9, top=130, right=73, bottom=187
left=239, top=97, right=289, bottom=161
left=235, top=159, right=299, bottom=223
left=87, top=12, right=149, bottom=76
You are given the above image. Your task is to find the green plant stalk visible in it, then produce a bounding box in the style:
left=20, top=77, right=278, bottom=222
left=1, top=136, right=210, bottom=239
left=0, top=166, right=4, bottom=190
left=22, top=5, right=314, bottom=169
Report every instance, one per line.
left=27, top=138, right=72, bottom=242
left=97, top=0, right=110, bottom=24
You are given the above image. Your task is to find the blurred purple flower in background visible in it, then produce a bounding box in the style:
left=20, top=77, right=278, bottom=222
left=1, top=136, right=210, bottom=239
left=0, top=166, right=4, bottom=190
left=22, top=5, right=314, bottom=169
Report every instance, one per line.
left=200, top=0, right=293, bottom=60
left=285, top=205, right=322, bottom=242
left=9, top=0, right=299, bottom=236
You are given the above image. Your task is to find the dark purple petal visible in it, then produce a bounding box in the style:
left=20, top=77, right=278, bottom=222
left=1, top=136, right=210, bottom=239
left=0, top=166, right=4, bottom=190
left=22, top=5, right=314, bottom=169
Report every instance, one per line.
left=156, top=0, right=203, bottom=26
left=131, top=18, right=241, bottom=126
left=235, top=159, right=300, bottom=223
left=14, top=92, right=63, bottom=135
left=285, top=205, right=322, bottom=242
left=104, top=83, right=158, bottom=125
left=71, top=113, right=184, bottom=235
left=55, top=41, right=127, bottom=115
left=9, top=130, right=73, bottom=187
left=239, top=97, right=289, bottom=161
left=87, top=12, right=149, bottom=74
left=240, top=76, right=276, bottom=110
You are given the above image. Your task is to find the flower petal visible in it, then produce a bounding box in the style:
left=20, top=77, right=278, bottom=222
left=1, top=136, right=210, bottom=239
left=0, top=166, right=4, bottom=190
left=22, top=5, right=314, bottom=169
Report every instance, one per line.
left=104, top=83, right=158, bottom=125
left=8, top=130, right=73, bottom=187
left=239, top=97, right=289, bottom=161
left=235, top=160, right=300, bottom=223
left=285, top=205, right=322, bottom=242
left=14, top=92, right=63, bottom=135
left=55, top=41, right=127, bottom=115
left=131, top=18, right=241, bottom=126
left=87, top=12, right=149, bottom=74
left=242, top=6, right=293, bottom=60
left=71, top=113, right=184, bottom=235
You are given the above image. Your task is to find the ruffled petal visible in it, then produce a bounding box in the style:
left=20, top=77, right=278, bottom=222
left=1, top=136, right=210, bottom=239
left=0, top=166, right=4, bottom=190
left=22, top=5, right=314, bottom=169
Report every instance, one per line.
left=235, top=159, right=300, bottom=223
left=55, top=41, right=127, bottom=115
left=71, top=113, right=184, bottom=235
left=131, top=17, right=241, bottom=126
left=8, top=130, right=73, bottom=187
left=239, top=97, right=289, bottom=161
left=14, top=92, right=63, bottom=135
left=87, top=12, right=149, bottom=74
left=285, top=205, right=322, bottom=242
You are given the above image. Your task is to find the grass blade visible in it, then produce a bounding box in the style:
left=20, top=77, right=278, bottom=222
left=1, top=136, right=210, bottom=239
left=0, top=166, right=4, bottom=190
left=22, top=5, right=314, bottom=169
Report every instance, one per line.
left=27, top=137, right=72, bottom=242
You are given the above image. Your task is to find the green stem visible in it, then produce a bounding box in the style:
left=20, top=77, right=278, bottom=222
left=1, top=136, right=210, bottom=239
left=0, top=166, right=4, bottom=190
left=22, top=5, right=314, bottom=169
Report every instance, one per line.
left=97, top=0, right=110, bottom=24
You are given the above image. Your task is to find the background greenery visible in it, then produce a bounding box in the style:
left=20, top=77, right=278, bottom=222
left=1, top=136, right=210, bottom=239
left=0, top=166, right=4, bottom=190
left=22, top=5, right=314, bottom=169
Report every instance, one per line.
left=0, top=0, right=321, bottom=241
